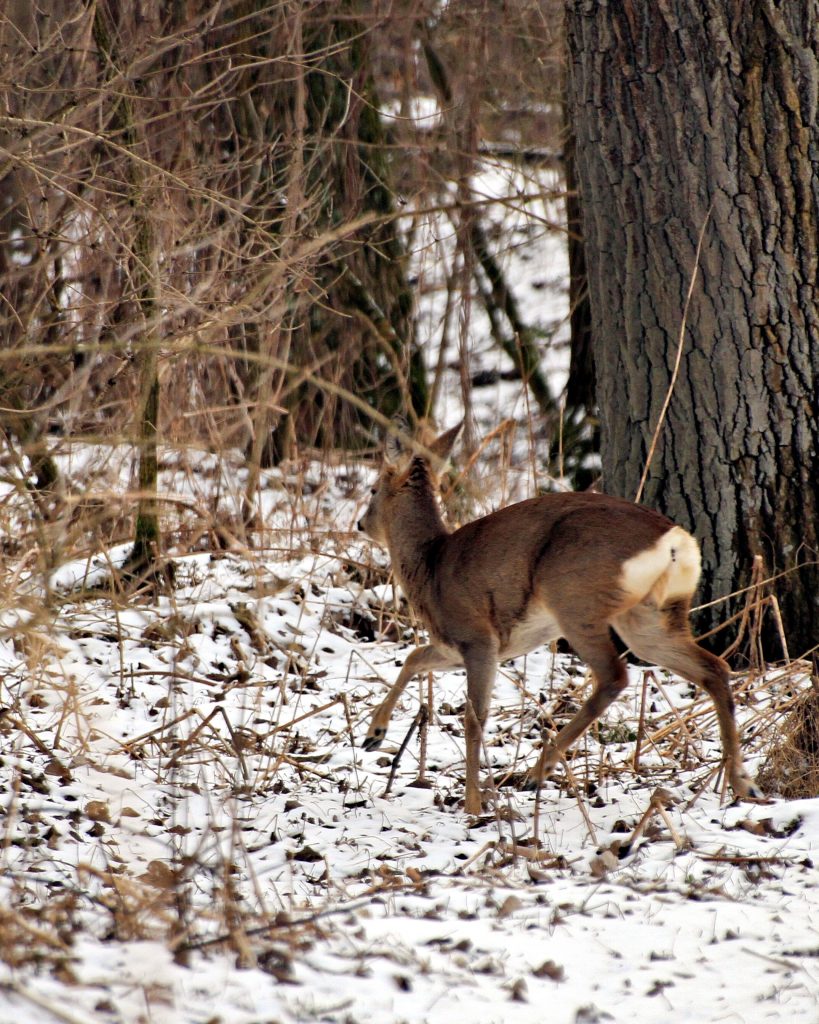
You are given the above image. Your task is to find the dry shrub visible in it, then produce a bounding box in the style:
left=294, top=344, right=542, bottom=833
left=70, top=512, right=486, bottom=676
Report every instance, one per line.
left=758, top=684, right=819, bottom=799
left=0, top=896, right=79, bottom=975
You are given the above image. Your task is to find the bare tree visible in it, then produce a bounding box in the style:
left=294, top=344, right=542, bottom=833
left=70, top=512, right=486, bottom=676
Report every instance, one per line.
left=91, top=3, right=167, bottom=581
left=1, top=0, right=578, bottom=569
left=0, top=1, right=92, bottom=522
left=2, top=1, right=430, bottom=556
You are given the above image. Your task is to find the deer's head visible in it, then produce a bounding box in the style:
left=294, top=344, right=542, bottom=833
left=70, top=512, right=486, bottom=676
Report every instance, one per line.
left=357, top=421, right=462, bottom=545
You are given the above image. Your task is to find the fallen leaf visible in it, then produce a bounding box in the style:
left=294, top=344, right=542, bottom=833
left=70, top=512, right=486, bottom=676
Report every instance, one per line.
left=533, top=960, right=565, bottom=981
left=85, top=800, right=111, bottom=823
left=497, top=894, right=523, bottom=919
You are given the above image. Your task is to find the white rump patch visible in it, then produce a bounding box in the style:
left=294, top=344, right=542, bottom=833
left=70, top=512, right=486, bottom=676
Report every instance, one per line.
left=619, top=526, right=701, bottom=606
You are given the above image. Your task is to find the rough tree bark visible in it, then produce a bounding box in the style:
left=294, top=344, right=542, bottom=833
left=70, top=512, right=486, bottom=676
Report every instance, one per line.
left=566, top=1, right=819, bottom=656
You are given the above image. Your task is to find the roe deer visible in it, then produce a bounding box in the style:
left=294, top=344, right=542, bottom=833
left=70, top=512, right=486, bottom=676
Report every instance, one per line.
left=357, top=421, right=760, bottom=816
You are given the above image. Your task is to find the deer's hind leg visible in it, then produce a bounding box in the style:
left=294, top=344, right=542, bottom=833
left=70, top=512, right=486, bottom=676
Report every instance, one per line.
left=612, top=600, right=760, bottom=799
left=528, top=626, right=629, bottom=789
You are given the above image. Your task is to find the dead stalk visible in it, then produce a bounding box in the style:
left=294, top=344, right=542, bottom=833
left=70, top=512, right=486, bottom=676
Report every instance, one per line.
left=635, top=201, right=713, bottom=503
left=631, top=669, right=653, bottom=772
left=383, top=704, right=429, bottom=798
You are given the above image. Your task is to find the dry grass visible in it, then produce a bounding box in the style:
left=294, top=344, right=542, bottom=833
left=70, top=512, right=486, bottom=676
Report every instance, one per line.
left=0, top=443, right=816, bottom=1002
left=0, top=354, right=813, bottom=992
left=758, top=672, right=819, bottom=799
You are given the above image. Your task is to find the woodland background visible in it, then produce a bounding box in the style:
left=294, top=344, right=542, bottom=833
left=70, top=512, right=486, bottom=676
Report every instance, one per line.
left=0, top=0, right=572, bottom=558
left=2, top=0, right=817, bottom=662
left=1, top=4, right=819, bottom=1021
left=2, top=0, right=817, bottom=657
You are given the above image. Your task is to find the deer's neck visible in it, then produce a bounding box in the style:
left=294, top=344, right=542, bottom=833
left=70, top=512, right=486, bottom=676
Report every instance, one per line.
left=386, top=464, right=449, bottom=602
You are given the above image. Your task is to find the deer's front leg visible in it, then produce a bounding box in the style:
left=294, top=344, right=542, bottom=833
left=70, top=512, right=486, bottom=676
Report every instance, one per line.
left=362, top=644, right=458, bottom=751
left=461, top=639, right=499, bottom=815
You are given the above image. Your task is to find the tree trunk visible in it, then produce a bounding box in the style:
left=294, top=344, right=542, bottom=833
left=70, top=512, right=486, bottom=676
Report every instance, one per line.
left=310, top=8, right=429, bottom=436
left=93, top=5, right=165, bottom=586
left=566, top=1, right=819, bottom=657
left=563, top=96, right=595, bottom=417
left=128, top=205, right=162, bottom=580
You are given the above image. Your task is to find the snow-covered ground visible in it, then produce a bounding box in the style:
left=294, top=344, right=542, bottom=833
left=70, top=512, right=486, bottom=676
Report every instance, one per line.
left=0, top=446, right=816, bottom=1024
left=1, top=158, right=817, bottom=1023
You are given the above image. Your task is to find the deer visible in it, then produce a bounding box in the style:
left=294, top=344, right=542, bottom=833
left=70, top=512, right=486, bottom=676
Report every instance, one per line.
left=357, top=420, right=760, bottom=816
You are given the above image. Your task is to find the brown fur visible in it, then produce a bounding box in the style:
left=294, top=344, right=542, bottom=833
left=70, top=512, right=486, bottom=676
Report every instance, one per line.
left=358, top=422, right=758, bottom=815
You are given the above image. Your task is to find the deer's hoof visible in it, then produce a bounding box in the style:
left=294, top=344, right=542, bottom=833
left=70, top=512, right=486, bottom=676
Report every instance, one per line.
left=361, top=728, right=385, bottom=752
left=729, top=764, right=766, bottom=803
left=735, top=779, right=767, bottom=803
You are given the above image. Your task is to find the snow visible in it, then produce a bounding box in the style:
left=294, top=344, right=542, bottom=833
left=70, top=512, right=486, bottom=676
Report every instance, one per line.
left=2, top=483, right=817, bottom=1024
left=1, top=157, right=817, bottom=1023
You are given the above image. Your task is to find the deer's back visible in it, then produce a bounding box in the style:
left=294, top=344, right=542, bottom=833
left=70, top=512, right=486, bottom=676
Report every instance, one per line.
left=421, top=492, right=680, bottom=654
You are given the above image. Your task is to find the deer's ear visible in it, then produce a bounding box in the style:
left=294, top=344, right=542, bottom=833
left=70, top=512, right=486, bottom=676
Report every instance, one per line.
left=428, top=421, right=463, bottom=463
left=384, top=418, right=410, bottom=466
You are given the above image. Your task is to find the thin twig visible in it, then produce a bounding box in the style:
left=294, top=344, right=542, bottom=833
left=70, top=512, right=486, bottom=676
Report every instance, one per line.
left=176, top=896, right=381, bottom=953
left=1, top=982, right=97, bottom=1024
left=262, top=696, right=343, bottom=738
left=635, top=201, right=713, bottom=503
left=632, top=670, right=652, bottom=773
left=416, top=673, right=433, bottom=784
left=383, top=704, right=428, bottom=797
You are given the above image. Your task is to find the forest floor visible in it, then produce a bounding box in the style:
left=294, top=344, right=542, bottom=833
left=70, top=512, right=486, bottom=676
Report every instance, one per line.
left=0, top=440, right=817, bottom=1024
